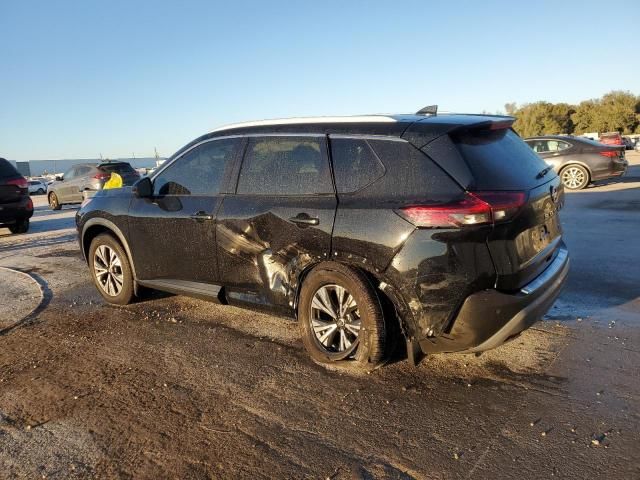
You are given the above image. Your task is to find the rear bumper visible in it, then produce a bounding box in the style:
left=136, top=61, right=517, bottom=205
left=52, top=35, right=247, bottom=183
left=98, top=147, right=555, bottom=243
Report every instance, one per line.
left=419, top=245, right=569, bottom=354
left=0, top=197, right=34, bottom=224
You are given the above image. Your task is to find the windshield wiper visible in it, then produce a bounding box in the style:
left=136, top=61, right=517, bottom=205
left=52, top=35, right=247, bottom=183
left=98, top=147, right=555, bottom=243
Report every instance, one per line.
left=536, top=166, right=553, bottom=179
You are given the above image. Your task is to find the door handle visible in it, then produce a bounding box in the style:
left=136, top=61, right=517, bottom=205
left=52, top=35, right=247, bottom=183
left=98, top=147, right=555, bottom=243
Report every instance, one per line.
left=289, top=214, right=320, bottom=226
left=190, top=211, right=213, bottom=221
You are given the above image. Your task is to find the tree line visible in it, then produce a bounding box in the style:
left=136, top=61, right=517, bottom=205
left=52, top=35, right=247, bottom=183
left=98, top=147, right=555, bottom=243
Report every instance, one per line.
left=504, top=91, right=640, bottom=138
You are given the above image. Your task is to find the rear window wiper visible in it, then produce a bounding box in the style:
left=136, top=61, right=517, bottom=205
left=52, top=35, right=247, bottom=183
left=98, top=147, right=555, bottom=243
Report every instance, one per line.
left=536, top=166, right=553, bottom=179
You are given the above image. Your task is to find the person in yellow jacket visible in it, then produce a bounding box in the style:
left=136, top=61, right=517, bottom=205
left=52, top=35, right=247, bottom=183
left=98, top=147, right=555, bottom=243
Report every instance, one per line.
left=103, top=172, right=123, bottom=190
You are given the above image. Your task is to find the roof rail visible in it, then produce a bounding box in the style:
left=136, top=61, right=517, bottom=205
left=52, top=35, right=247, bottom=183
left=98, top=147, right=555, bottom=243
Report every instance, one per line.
left=415, top=105, right=438, bottom=116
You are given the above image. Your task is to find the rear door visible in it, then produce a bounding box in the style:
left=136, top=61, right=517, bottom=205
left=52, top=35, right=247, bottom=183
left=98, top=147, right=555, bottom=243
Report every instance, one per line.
left=128, top=137, right=240, bottom=284
left=449, top=128, right=565, bottom=290
left=216, top=135, right=336, bottom=311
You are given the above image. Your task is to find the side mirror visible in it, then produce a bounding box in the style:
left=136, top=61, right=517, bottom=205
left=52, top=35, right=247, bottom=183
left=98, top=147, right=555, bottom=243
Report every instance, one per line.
left=133, top=176, right=153, bottom=198
left=55, top=175, right=64, bottom=181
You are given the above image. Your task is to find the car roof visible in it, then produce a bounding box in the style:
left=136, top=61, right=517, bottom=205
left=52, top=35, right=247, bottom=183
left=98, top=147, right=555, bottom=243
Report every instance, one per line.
left=209, top=113, right=513, bottom=137
left=166, top=112, right=514, bottom=161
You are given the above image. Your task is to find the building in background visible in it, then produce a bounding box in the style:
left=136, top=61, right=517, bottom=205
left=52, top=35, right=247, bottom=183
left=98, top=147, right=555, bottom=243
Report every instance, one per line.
left=7, top=158, right=162, bottom=177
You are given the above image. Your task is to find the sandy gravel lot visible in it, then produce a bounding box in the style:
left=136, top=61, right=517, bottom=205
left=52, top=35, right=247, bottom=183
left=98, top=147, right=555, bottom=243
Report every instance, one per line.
left=0, top=155, right=639, bottom=479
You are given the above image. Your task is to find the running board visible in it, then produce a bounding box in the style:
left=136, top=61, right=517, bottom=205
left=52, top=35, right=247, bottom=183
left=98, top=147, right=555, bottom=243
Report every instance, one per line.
left=137, top=279, right=226, bottom=303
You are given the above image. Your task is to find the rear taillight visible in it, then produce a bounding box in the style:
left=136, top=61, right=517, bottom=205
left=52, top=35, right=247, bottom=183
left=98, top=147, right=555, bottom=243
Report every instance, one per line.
left=6, top=177, right=28, bottom=189
left=26, top=197, right=33, bottom=211
left=94, top=172, right=111, bottom=180
left=600, top=150, right=617, bottom=158
left=398, top=191, right=526, bottom=228
left=472, top=191, right=527, bottom=222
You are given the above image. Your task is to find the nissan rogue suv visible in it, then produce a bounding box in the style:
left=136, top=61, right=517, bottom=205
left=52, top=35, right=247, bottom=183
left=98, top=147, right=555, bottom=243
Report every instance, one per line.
left=0, top=158, right=33, bottom=234
left=76, top=113, right=569, bottom=368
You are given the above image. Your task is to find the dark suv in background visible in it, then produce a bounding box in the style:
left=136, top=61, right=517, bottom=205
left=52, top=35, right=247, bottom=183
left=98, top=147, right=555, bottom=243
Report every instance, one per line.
left=0, top=158, right=33, bottom=234
left=48, top=161, right=140, bottom=210
left=77, top=113, right=569, bottom=368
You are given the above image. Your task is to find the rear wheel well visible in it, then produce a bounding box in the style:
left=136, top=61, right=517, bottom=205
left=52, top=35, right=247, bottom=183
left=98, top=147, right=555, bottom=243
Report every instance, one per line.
left=295, top=261, right=407, bottom=342
left=560, top=162, right=591, bottom=179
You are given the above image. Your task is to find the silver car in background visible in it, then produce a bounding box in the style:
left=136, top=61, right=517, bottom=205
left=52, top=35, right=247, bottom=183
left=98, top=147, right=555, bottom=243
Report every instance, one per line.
left=47, top=161, right=140, bottom=210
left=525, top=136, right=627, bottom=190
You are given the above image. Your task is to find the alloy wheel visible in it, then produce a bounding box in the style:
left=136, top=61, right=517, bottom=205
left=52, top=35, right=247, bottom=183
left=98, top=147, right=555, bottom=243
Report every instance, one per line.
left=93, top=245, right=124, bottom=296
left=310, top=284, right=361, bottom=356
left=49, top=194, right=58, bottom=209
left=561, top=166, right=586, bottom=189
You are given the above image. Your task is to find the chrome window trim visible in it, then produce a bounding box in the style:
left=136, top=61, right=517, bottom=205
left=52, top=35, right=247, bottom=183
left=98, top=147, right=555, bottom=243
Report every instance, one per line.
left=151, top=133, right=406, bottom=185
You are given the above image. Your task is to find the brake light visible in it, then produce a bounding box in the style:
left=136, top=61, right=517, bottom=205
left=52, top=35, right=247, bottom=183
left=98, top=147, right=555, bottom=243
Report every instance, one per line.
left=398, top=191, right=526, bottom=228
left=26, top=197, right=33, bottom=211
left=94, top=172, right=111, bottom=180
left=472, top=191, right=527, bottom=222
left=6, top=177, right=28, bottom=189
left=599, top=150, right=617, bottom=158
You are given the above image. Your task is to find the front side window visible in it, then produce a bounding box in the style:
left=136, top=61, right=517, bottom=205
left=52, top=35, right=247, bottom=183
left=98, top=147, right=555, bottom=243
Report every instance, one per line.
left=527, top=140, right=550, bottom=153
left=237, top=136, right=332, bottom=195
left=154, top=138, right=239, bottom=195
left=546, top=140, right=571, bottom=152
left=330, top=137, right=385, bottom=193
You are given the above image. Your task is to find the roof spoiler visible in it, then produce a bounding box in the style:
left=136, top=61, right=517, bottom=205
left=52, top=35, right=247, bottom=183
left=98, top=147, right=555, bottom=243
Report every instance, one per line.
left=402, top=115, right=515, bottom=149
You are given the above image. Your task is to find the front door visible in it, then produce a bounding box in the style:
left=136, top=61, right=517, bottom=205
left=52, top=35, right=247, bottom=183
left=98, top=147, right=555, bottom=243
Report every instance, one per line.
left=216, top=135, right=337, bottom=311
left=127, top=137, right=241, bottom=284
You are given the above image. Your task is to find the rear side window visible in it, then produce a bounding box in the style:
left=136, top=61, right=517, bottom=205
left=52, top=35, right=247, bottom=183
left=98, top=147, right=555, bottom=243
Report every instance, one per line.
left=330, top=138, right=385, bottom=193
left=237, top=136, right=332, bottom=195
left=154, top=138, right=239, bottom=195
left=100, top=163, right=136, bottom=174
left=452, top=129, right=549, bottom=190
left=368, top=139, right=462, bottom=201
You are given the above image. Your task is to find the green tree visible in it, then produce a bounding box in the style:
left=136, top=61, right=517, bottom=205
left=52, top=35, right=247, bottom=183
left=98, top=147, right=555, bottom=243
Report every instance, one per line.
left=571, top=91, right=640, bottom=134
left=512, top=102, right=575, bottom=137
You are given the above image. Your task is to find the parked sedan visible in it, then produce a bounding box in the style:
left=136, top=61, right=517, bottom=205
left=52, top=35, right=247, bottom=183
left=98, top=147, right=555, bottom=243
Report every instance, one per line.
left=48, top=161, right=140, bottom=210
left=525, top=136, right=627, bottom=190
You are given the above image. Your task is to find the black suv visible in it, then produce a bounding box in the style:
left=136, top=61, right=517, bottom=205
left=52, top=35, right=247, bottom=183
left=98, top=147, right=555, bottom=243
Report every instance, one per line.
left=0, top=158, right=33, bottom=234
left=76, top=113, right=569, bottom=368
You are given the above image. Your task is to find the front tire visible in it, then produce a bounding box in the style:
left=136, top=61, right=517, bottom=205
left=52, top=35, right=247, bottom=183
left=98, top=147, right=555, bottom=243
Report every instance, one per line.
left=49, top=192, right=61, bottom=210
left=298, top=262, right=387, bottom=369
left=89, top=234, right=134, bottom=305
left=8, top=219, right=29, bottom=234
left=560, top=164, right=589, bottom=190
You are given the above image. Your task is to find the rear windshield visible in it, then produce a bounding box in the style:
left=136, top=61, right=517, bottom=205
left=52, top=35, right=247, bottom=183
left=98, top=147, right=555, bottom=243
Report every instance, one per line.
left=0, top=159, right=19, bottom=179
left=452, top=129, right=549, bottom=190
left=100, top=163, right=136, bottom=174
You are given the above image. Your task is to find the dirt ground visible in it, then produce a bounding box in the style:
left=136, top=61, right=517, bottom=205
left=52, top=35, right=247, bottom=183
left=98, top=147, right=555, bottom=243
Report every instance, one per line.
left=1, top=155, right=639, bottom=479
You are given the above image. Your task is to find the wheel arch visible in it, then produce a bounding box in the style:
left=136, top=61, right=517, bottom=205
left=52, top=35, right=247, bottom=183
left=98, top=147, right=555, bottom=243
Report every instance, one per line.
left=293, top=260, right=412, bottom=342
left=81, top=218, right=137, bottom=281
left=559, top=161, right=592, bottom=179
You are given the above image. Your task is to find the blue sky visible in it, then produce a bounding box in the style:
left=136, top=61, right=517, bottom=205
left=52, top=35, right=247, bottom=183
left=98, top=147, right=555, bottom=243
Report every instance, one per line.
left=1, top=0, right=638, bottom=160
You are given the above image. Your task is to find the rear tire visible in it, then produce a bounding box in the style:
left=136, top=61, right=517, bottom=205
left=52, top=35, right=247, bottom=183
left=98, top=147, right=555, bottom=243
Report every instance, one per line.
left=89, top=234, right=135, bottom=305
left=298, top=262, right=387, bottom=369
left=560, top=164, right=589, bottom=190
left=8, top=219, right=29, bottom=234
left=49, top=192, right=61, bottom=210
